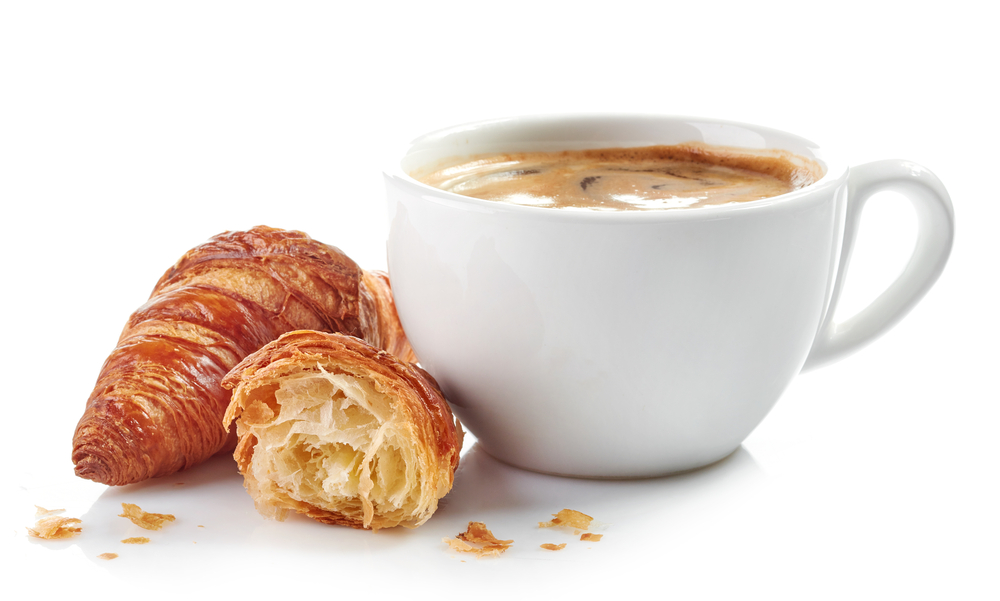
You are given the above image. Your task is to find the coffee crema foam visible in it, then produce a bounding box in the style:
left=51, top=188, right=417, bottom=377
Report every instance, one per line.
left=412, top=142, right=825, bottom=211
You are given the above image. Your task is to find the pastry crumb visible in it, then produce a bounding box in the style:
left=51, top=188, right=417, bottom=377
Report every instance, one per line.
left=27, top=516, right=82, bottom=539
left=444, top=521, right=513, bottom=557
left=540, top=543, right=567, bottom=551
left=458, top=521, right=513, bottom=547
left=580, top=533, right=603, bottom=542
left=119, top=503, right=175, bottom=530
left=539, top=509, right=593, bottom=531
left=34, top=506, right=65, bottom=517
left=98, top=553, right=118, bottom=560
left=122, top=537, right=150, bottom=544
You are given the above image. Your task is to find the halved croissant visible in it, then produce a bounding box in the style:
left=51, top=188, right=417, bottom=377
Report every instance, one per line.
left=72, top=226, right=414, bottom=486
left=222, top=330, right=462, bottom=530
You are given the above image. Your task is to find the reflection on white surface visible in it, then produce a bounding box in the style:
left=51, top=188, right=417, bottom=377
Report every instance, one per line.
left=19, top=437, right=763, bottom=592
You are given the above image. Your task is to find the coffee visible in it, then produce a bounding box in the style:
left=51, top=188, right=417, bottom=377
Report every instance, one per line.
left=412, top=142, right=824, bottom=210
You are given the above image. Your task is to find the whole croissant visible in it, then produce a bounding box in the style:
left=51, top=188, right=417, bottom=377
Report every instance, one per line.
left=72, top=226, right=414, bottom=486
left=222, top=330, right=462, bottom=530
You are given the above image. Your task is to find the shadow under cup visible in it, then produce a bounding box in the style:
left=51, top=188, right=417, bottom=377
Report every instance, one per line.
left=382, top=115, right=949, bottom=479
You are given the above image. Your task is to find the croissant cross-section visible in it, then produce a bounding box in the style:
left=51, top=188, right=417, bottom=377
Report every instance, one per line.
left=222, top=330, right=463, bottom=531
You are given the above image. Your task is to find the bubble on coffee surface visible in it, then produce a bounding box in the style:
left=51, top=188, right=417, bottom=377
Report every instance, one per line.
left=412, top=143, right=824, bottom=211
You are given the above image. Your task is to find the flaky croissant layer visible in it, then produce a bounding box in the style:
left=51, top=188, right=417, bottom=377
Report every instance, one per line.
left=73, top=226, right=415, bottom=486
left=222, top=330, right=463, bottom=531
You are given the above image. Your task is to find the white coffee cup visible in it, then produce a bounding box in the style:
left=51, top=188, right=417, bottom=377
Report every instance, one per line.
left=383, top=115, right=954, bottom=478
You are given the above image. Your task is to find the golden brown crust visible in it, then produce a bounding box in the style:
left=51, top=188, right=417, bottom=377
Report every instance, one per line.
left=222, top=330, right=461, bottom=531
left=73, top=226, right=415, bottom=486
left=360, top=270, right=417, bottom=364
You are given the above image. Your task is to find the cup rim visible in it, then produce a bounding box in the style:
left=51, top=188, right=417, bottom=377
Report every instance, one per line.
left=384, top=113, right=847, bottom=221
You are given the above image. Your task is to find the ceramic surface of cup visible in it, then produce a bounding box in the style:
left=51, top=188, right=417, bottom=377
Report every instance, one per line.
left=384, top=115, right=953, bottom=478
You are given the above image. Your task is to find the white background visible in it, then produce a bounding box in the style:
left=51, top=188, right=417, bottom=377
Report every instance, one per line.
left=2, top=1, right=996, bottom=599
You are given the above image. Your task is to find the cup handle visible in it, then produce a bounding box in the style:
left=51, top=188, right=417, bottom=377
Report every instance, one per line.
left=802, top=160, right=954, bottom=371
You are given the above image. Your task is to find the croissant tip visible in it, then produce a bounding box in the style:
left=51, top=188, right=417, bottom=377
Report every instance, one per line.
left=72, top=449, right=118, bottom=485
left=72, top=424, right=144, bottom=486
left=73, top=458, right=110, bottom=484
